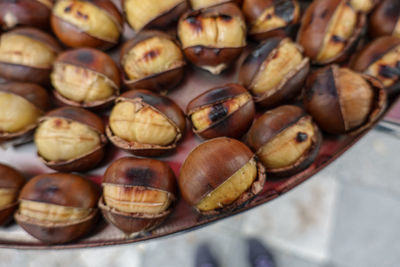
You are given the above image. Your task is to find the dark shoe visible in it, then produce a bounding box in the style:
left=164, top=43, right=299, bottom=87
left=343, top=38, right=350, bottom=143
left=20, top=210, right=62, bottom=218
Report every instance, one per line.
left=247, top=238, right=276, bottom=267
left=195, top=243, right=219, bottom=267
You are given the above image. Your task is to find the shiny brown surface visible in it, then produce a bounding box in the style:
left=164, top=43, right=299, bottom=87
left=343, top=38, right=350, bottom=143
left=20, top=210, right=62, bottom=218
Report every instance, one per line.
left=369, top=0, right=400, bottom=38
left=0, top=164, right=25, bottom=189
left=0, top=82, right=49, bottom=111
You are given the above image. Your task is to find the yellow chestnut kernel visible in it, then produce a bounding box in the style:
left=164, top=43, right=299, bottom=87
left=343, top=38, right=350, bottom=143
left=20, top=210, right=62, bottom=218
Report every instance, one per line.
left=196, top=158, right=257, bottom=211
left=366, top=45, right=400, bottom=87
left=0, top=188, right=18, bottom=208
left=0, top=34, right=56, bottom=68
left=349, top=0, right=374, bottom=12
left=251, top=6, right=287, bottom=34
left=109, top=101, right=177, bottom=146
left=103, top=184, right=172, bottom=214
left=34, top=118, right=101, bottom=162
left=190, top=0, right=229, bottom=10
left=0, top=92, right=41, bottom=133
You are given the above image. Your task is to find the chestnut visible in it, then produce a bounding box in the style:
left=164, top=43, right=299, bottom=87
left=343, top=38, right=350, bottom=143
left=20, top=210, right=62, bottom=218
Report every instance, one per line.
left=297, top=0, right=366, bottom=65
left=34, top=107, right=107, bottom=172
left=246, top=105, right=321, bottom=177
left=123, top=0, right=187, bottom=32
left=190, top=0, right=242, bottom=10
left=51, top=48, right=120, bottom=109
left=107, top=90, right=186, bottom=157
left=0, top=82, right=49, bottom=143
left=178, top=3, right=247, bottom=75
left=242, top=0, right=301, bottom=41
left=370, top=0, right=400, bottom=38
left=179, top=137, right=266, bottom=214
left=304, top=65, right=386, bottom=135
left=348, top=0, right=378, bottom=13
left=15, top=173, right=99, bottom=244
left=99, top=157, right=177, bottom=235
left=0, top=27, right=61, bottom=84
left=186, top=83, right=255, bottom=139
left=120, top=31, right=186, bottom=93
left=0, top=163, right=25, bottom=226
left=51, top=0, right=123, bottom=50
left=239, top=37, right=309, bottom=108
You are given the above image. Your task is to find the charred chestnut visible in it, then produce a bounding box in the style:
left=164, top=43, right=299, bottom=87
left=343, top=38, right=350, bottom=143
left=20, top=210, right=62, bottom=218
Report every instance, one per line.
left=186, top=83, right=255, bottom=139
left=99, top=157, right=177, bottom=235
left=120, top=31, right=186, bottom=93
left=304, top=65, right=386, bottom=135
left=0, top=27, right=61, bottom=84
left=15, top=173, right=99, bottom=244
left=51, top=0, right=123, bottom=50
left=297, top=0, right=366, bottom=64
left=107, top=90, right=186, bottom=157
left=370, top=0, right=400, bottom=38
left=178, top=3, right=247, bottom=75
left=179, top=137, right=266, bottom=214
left=239, top=37, right=309, bottom=108
left=190, top=0, right=242, bottom=10
left=51, top=48, right=120, bottom=109
left=34, top=107, right=107, bottom=172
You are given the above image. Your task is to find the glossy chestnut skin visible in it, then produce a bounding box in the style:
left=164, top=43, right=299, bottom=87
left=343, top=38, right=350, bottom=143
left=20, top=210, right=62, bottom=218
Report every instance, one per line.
left=99, top=157, right=177, bottom=235
left=190, top=0, right=242, bottom=10
left=242, top=0, right=301, bottom=41
left=15, top=173, right=99, bottom=244
left=106, top=90, right=186, bottom=157
left=370, top=0, right=400, bottom=38
left=51, top=48, right=120, bottom=109
left=51, top=0, right=123, bottom=50
left=186, top=83, right=255, bottom=139
left=120, top=31, right=186, bottom=93
left=0, top=28, right=61, bottom=84
left=304, top=65, right=387, bottom=135
left=34, top=107, right=107, bottom=172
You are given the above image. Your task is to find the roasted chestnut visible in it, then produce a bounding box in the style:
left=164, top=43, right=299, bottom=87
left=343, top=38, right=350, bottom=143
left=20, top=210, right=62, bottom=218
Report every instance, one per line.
left=370, top=0, right=400, bottom=38
left=99, top=157, right=177, bottom=235
left=179, top=137, right=266, bottom=214
left=0, top=27, right=61, bottom=84
left=297, top=0, right=366, bottom=64
left=51, top=0, right=123, bottom=50
left=304, top=65, right=386, bottom=135
left=0, top=82, right=49, bottom=143
left=34, top=107, right=107, bottom=172
left=178, top=3, right=247, bottom=74
left=348, top=0, right=378, bottom=13
left=242, top=0, right=301, bottom=41
left=15, top=173, right=99, bottom=244
left=186, top=83, right=255, bottom=139
left=107, top=90, right=186, bottom=157
left=0, top=0, right=53, bottom=30
left=190, top=0, right=242, bottom=10
left=120, top=31, right=186, bottom=93
left=51, top=48, right=120, bottom=109
left=0, top=163, right=25, bottom=226
left=239, top=37, right=309, bottom=108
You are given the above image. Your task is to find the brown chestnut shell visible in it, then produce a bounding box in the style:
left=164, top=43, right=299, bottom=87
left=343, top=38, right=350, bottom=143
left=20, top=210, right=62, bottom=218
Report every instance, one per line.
left=369, top=0, right=400, bottom=38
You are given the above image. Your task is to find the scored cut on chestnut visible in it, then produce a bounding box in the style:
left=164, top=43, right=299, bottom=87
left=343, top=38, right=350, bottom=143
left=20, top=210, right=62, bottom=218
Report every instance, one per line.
left=99, top=157, right=177, bottom=236
left=178, top=3, right=247, bottom=75
left=186, top=83, right=255, bottom=139
left=190, top=0, right=242, bottom=10
left=239, top=37, right=310, bottom=108
left=369, top=0, right=400, bottom=38
left=0, top=27, right=61, bottom=84
left=246, top=105, right=322, bottom=177
left=15, top=173, right=99, bottom=244
left=179, top=137, right=266, bottom=214
left=51, top=0, right=123, bottom=50
left=107, top=89, right=186, bottom=157
left=297, top=0, right=366, bottom=65
left=51, top=48, right=120, bottom=109
left=120, top=31, right=186, bottom=93
left=304, top=65, right=387, bottom=135
left=34, top=107, right=107, bottom=172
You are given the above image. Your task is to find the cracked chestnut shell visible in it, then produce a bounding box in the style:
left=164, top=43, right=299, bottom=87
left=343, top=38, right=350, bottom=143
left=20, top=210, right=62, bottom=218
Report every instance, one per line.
left=179, top=137, right=266, bottom=214
left=0, top=164, right=25, bottom=226
left=120, top=31, right=186, bottom=93
left=51, top=0, right=123, bottom=50
left=370, top=0, right=400, bottom=38
left=242, top=0, right=301, bottom=41
left=190, top=0, right=242, bottom=10
left=178, top=3, right=247, bottom=75
left=51, top=48, right=120, bottom=109
left=246, top=105, right=322, bottom=177
left=15, top=173, right=99, bottom=244
left=304, top=65, right=387, bottom=135
left=239, top=37, right=310, bottom=108
left=297, top=0, right=366, bottom=65
left=186, top=83, right=255, bottom=139
left=99, top=157, right=177, bottom=235
left=0, top=27, right=61, bottom=84
left=34, top=107, right=107, bottom=172
left=107, top=90, right=186, bottom=157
